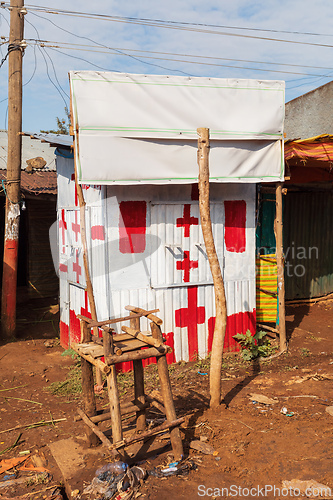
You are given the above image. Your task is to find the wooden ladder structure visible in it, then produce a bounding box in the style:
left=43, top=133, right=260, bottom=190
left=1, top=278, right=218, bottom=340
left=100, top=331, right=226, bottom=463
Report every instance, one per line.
left=72, top=306, right=184, bottom=460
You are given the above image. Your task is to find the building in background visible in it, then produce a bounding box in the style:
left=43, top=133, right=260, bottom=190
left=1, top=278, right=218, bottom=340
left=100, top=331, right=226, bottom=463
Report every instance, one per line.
left=0, top=130, right=59, bottom=299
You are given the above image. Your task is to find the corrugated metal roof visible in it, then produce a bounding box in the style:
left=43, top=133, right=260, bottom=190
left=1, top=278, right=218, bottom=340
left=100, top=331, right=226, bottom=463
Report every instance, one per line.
left=24, top=132, right=73, bottom=148
left=0, top=170, right=57, bottom=196
left=0, top=130, right=57, bottom=171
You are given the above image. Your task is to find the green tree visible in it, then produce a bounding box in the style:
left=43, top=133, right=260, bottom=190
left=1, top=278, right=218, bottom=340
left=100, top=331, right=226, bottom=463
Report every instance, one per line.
left=40, top=106, right=70, bottom=135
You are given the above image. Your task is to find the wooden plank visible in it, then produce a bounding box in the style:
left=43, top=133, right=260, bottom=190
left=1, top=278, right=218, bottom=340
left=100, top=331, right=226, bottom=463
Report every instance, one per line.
left=275, top=182, right=287, bottom=352
left=71, top=344, right=111, bottom=374
left=75, top=400, right=150, bottom=424
left=76, top=338, right=154, bottom=355
left=87, top=309, right=159, bottom=328
left=105, top=345, right=170, bottom=366
left=125, top=305, right=163, bottom=326
left=198, top=127, right=227, bottom=409
left=77, top=408, right=114, bottom=451
left=131, top=313, right=146, bottom=432
left=110, top=417, right=184, bottom=450
left=121, top=326, right=164, bottom=349
left=151, top=322, right=183, bottom=460
left=103, top=330, right=123, bottom=446
left=79, top=321, right=99, bottom=446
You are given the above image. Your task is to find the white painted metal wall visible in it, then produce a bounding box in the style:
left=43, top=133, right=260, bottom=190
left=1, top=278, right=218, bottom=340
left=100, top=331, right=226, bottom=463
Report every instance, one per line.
left=57, top=156, right=256, bottom=362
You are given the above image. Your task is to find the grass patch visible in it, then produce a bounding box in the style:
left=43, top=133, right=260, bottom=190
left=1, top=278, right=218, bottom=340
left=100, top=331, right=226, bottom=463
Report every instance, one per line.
left=47, top=362, right=82, bottom=397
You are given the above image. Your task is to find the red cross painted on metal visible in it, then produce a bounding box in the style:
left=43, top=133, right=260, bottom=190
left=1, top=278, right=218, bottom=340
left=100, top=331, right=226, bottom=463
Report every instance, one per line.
left=176, top=251, right=198, bottom=283
left=72, top=211, right=80, bottom=242
left=73, top=249, right=82, bottom=283
left=59, top=263, right=68, bottom=273
left=91, top=225, right=105, bottom=241
left=59, top=209, right=67, bottom=254
left=176, top=204, right=198, bottom=238
left=175, top=286, right=205, bottom=361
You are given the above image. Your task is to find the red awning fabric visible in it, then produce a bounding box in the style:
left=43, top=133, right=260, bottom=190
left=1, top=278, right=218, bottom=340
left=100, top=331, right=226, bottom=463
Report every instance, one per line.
left=285, top=135, right=333, bottom=165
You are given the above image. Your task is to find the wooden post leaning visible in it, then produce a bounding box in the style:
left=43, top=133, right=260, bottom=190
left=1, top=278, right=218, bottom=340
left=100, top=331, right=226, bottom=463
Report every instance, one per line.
left=130, top=313, right=146, bottom=432
left=103, top=327, right=123, bottom=449
left=80, top=318, right=100, bottom=446
left=150, top=322, right=184, bottom=460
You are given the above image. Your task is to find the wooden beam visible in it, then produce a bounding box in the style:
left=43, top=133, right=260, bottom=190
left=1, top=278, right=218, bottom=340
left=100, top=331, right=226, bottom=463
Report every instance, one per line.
left=130, top=313, right=146, bottom=432
left=125, top=305, right=163, bottom=325
left=105, top=345, right=170, bottom=365
left=121, top=326, right=164, bottom=349
left=151, top=322, right=183, bottom=460
left=103, top=329, right=123, bottom=446
left=79, top=321, right=99, bottom=446
left=275, top=182, right=287, bottom=352
left=197, top=127, right=227, bottom=408
left=87, top=309, right=159, bottom=328
left=110, top=417, right=185, bottom=450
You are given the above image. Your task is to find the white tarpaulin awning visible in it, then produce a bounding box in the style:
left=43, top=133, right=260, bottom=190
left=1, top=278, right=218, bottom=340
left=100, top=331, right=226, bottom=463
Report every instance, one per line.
left=69, top=71, right=285, bottom=185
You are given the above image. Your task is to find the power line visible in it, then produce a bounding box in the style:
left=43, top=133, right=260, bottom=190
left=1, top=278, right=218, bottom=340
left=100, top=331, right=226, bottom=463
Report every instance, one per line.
left=24, top=40, right=331, bottom=78
left=23, top=38, right=333, bottom=73
left=14, top=5, right=333, bottom=49
left=46, top=46, right=118, bottom=73
left=25, top=18, right=69, bottom=108
left=28, top=10, right=191, bottom=76
left=19, top=4, right=333, bottom=39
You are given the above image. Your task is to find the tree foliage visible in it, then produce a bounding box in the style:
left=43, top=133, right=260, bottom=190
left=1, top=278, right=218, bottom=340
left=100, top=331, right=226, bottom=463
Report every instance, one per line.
left=40, top=107, right=70, bottom=135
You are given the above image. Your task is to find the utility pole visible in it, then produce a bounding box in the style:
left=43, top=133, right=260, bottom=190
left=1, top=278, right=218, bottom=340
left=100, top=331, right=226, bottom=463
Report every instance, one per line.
left=1, top=0, right=25, bottom=339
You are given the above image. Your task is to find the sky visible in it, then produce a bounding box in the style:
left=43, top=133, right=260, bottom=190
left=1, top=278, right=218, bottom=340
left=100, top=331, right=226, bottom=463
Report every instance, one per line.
left=1, top=0, right=333, bottom=133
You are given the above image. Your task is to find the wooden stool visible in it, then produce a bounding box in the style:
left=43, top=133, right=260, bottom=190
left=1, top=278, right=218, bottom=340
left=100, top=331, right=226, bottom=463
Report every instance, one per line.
left=72, top=306, right=184, bottom=461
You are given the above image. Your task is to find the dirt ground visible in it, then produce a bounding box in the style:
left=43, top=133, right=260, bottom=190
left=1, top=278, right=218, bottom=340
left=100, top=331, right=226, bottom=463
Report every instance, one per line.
left=0, top=298, right=333, bottom=499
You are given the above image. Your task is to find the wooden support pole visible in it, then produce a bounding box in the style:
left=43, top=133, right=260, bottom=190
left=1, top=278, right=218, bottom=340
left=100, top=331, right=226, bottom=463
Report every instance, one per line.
left=80, top=320, right=99, bottom=446
left=103, top=329, right=123, bottom=445
left=274, top=182, right=287, bottom=352
left=151, top=322, right=183, bottom=460
left=75, top=401, right=150, bottom=424
left=77, top=408, right=117, bottom=457
left=125, top=305, right=163, bottom=325
left=105, top=346, right=170, bottom=365
left=197, top=128, right=227, bottom=408
left=1, top=0, right=25, bottom=339
left=70, top=92, right=102, bottom=387
left=121, top=326, right=164, bottom=349
left=130, top=313, right=146, bottom=432
left=72, top=344, right=111, bottom=374
left=86, top=309, right=159, bottom=329
left=111, top=417, right=185, bottom=451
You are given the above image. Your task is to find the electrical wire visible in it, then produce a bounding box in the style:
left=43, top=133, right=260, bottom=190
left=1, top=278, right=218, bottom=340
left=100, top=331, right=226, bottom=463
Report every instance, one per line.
left=23, top=42, right=37, bottom=87
left=24, top=37, right=333, bottom=73
left=28, top=10, right=191, bottom=76
left=42, top=45, right=70, bottom=99
left=18, top=4, right=333, bottom=39
left=26, top=41, right=329, bottom=78
left=12, top=4, right=333, bottom=50
left=25, top=17, right=69, bottom=108
left=46, top=46, right=120, bottom=73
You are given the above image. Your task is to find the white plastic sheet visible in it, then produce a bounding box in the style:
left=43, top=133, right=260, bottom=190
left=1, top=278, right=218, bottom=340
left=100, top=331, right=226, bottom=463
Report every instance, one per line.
left=70, top=71, right=285, bottom=185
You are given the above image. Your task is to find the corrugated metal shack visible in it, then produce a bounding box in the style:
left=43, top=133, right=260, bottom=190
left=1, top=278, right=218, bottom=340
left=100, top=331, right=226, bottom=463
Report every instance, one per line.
left=256, top=134, right=333, bottom=315
left=0, top=130, right=58, bottom=298
left=57, top=72, right=285, bottom=366
left=284, top=135, right=333, bottom=300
